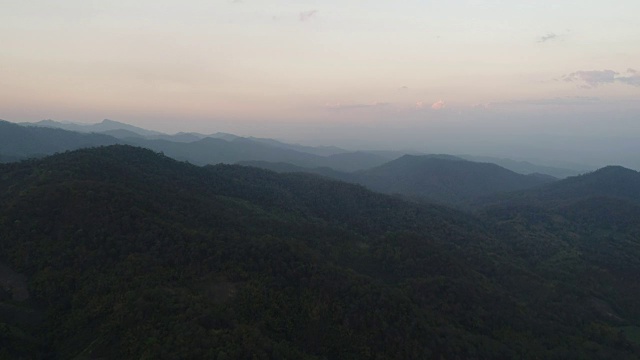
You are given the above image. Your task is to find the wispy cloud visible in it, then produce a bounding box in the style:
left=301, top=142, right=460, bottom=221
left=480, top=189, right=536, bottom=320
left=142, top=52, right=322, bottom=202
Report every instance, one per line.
left=618, top=68, right=640, bottom=86
left=537, top=33, right=557, bottom=43
left=299, top=10, right=318, bottom=22
left=562, top=69, right=640, bottom=88
left=431, top=100, right=446, bottom=110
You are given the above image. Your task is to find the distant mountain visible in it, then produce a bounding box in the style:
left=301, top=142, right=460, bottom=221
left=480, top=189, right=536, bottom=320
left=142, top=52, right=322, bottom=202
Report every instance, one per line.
left=240, top=155, right=558, bottom=205
left=17, top=119, right=390, bottom=169
left=477, top=165, right=640, bottom=209
left=237, top=160, right=354, bottom=182
left=208, top=132, right=241, bottom=141
left=22, top=118, right=163, bottom=137
left=0, top=120, right=120, bottom=161
left=98, top=128, right=146, bottom=139
left=537, top=166, right=640, bottom=204
left=248, top=137, right=348, bottom=156
left=459, top=154, right=585, bottom=178
left=125, top=136, right=389, bottom=172
left=352, top=155, right=556, bottom=205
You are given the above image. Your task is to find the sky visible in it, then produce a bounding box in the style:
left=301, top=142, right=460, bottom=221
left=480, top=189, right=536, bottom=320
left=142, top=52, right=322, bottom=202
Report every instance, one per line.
left=1, top=1, right=639, bottom=166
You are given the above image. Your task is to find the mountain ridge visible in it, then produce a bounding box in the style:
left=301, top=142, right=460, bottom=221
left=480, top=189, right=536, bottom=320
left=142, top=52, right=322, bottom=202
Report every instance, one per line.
left=0, top=145, right=639, bottom=358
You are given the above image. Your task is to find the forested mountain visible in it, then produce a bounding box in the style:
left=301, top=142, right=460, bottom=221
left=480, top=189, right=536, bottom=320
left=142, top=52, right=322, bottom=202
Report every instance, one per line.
left=0, top=145, right=638, bottom=359
left=240, top=155, right=557, bottom=206
left=475, top=166, right=640, bottom=208
left=123, top=137, right=390, bottom=172
left=237, top=161, right=354, bottom=182
left=459, top=155, right=585, bottom=178
left=350, top=155, right=555, bottom=205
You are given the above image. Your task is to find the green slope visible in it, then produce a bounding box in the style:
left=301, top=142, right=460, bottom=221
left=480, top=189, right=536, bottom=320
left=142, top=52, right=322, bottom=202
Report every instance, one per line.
left=0, top=146, right=637, bottom=359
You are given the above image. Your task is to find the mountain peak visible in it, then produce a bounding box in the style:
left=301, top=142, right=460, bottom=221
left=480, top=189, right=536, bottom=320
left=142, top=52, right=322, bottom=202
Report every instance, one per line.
left=592, top=165, right=637, bottom=176
left=100, top=119, right=121, bottom=125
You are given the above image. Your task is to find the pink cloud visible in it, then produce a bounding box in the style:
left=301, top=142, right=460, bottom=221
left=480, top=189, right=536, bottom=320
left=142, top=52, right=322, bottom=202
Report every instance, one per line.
left=431, top=100, right=446, bottom=110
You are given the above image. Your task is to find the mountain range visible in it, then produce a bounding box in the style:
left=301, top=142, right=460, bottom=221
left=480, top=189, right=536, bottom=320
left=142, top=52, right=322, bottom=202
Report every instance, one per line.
left=9, top=118, right=584, bottom=177
left=0, top=145, right=638, bottom=358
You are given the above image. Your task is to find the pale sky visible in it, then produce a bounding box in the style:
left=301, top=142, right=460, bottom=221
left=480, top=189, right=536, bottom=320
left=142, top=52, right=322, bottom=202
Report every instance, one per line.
left=1, top=1, right=639, bottom=165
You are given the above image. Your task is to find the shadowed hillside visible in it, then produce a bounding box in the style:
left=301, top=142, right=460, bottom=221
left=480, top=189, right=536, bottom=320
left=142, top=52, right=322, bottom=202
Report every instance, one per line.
left=0, top=120, right=119, bottom=162
left=0, top=145, right=638, bottom=359
left=352, top=155, right=555, bottom=205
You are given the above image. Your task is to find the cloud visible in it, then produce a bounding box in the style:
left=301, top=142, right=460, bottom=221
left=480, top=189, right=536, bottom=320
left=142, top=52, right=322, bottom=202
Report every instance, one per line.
left=618, top=68, right=640, bottom=86
left=299, top=10, right=318, bottom=22
left=537, top=33, right=557, bottom=43
left=563, top=70, right=618, bottom=88
left=431, top=100, right=446, bottom=110
left=563, top=69, right=640, bottom=88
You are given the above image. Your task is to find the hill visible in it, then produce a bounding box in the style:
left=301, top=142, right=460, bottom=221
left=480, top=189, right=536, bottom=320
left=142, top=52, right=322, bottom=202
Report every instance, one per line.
left=125, top=136, right=389, bottom=171
left=0, top=146, right=638, bottom=358
left=352, top=155, right=556, bottom=205
left=7, top=120, right=389, bottom=171
left=0, top=120, right=120, bottom=162
left=475, top=166, right=640, bottom=209
left=22, top=118, right=164, bottom=137
left=459, top=155, right=585, bottom=178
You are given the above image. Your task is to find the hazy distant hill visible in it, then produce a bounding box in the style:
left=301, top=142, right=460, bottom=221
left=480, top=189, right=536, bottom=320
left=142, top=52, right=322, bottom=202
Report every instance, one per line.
left=125, top=136, right=389, bottom=172
left=241, top=155, right=558, bottom=206
left=476, top=165, right=640, bottom=209
left=237, top=160, right=354, bottom=182
left=459, top=154, right=585, bottom=178
left=0, top=120, right=120, bottom=161
left=248, top=137, right=348, bottom=156
left=15, top=118, right=581, bottom=178
left=22, top=118, right=164, bottom=137
left=1, top=145, right=638, bottom=358
left=98, top=128, right=146, bottom=139
left=352, top=155, right=556, bottom=205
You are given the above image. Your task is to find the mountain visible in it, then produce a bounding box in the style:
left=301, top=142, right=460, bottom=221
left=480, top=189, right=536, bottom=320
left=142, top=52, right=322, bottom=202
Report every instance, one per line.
left=98, top=128, right=146, bottom=139
left=125, top=136, right=388, bottom=172
left=22, top=118, right=164, bottom=137
left=352, top=155, right=556, bottom=205
left=247, top=137, right=348, bottom=156
left=237, top=160, right=354, bottom=182
left=2, top=145, right=639, bottom=358
left=16, top=119, right=391, bottom=170
left=459, top=155, right=586, bottom=178
left=476, top=165, right=640, bottom=209
left=0, top=120, right=120, bottom=161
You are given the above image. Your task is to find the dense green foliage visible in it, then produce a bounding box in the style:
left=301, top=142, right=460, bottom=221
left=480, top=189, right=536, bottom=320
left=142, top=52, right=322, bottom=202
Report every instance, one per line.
left=0, top=146, right=638, bottom=359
